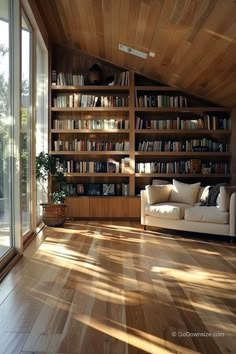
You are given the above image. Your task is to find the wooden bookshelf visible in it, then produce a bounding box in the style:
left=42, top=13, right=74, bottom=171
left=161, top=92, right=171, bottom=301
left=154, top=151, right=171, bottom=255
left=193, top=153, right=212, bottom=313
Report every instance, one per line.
left=50, top=48, right=232, bottom=218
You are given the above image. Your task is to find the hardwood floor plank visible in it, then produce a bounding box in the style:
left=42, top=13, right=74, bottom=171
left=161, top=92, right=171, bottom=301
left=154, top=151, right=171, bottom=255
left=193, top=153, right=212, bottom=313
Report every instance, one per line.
left=0, top=332, right=29, bottom=354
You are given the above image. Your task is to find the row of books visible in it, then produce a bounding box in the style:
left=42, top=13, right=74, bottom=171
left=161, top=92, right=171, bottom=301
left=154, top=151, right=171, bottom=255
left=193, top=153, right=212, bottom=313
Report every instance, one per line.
left=113, top=71, right=130, bottom=86
left=53, top=139, right=130, bottom=152
left=53, top=119, right=129, bottom=130
left=63, top=183, right=129, bottom=196
left=53, top=94, right=129, bottom=108
left=52, top=71, right=85, bottom=86
left=135, top=160, right=230, bottom=174
left=135, top=94, right=188, bottom=108
left=136, top=139, right=229, bottom=152
left=135, top=116, right=231, bottom=130
left=201, top=162, right=230, bottom=174
left=51, top=70, right=129, bottom=86
left=57, top=157, right=130, bottom=174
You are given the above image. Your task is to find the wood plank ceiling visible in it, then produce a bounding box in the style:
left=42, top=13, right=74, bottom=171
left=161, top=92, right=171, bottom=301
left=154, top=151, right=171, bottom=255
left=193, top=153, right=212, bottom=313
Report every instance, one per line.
left=32, top=0, right=236, bottom=108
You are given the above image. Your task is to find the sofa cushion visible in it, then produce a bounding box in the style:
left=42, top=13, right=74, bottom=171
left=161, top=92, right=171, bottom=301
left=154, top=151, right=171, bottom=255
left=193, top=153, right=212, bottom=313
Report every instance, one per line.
left=185, top=206, right=229, bottom=224
left=170, top=179, right=201, bottom=205
left=145, top=184, right=172, bottom=205
left=145, top=202, right=191, bottom=220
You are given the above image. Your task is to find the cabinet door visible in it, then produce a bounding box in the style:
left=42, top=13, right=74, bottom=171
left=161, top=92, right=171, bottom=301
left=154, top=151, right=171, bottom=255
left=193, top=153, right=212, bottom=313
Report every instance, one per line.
left=128, top=197, right=141, bottom=218
left=108, top=197, right=129, bottom=218
left=89, top=197, right=110, bottom=217
left=66, top=197, right=89, bottom=217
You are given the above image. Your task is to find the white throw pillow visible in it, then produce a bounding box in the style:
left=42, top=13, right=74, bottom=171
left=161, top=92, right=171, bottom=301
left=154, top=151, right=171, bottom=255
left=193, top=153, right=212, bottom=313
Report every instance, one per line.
left=170, top=179, right=201, bottom=205
left=219, top=186, right=230, bottom=211
left=145, top=184, right=173, bottom=205
left=198, top=185, right=211, bottom=204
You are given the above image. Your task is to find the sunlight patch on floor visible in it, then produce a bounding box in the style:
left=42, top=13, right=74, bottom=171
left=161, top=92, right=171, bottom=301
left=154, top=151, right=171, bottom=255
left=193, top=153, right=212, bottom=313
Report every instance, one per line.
left=75, top=313, right=199, bottom=354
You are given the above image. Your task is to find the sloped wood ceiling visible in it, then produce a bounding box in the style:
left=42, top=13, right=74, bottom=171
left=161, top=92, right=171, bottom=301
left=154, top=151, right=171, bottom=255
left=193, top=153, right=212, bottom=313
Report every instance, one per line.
left=32, top=0, right=236, bottom=108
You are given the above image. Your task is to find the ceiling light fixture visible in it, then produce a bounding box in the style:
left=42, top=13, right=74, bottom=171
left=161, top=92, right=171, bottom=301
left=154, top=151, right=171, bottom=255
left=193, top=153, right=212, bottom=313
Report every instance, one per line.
left=118, top=44, right=147, bottom=59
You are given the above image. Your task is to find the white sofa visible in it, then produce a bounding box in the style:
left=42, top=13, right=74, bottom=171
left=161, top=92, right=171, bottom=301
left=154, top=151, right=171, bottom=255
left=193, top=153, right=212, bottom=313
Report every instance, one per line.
left=141, top=180, right=236, bottom=238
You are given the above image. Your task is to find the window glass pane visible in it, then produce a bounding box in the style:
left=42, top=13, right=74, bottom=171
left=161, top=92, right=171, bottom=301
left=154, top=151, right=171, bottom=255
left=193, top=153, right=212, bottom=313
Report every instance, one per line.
left=0, top=0, right=12, bottom=257
left=21, top=14, right=32, bottom=235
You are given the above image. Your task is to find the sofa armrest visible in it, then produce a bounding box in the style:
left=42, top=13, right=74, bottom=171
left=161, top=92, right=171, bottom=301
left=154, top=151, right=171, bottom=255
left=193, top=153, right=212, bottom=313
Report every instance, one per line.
left=230, top=192, right=236, bottom=237
left=141, top=190, right=147, bottom=224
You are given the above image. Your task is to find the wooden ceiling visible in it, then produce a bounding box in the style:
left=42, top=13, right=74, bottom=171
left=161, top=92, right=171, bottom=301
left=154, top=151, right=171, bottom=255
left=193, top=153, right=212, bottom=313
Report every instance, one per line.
left=31, top=0, right=236, bottom=108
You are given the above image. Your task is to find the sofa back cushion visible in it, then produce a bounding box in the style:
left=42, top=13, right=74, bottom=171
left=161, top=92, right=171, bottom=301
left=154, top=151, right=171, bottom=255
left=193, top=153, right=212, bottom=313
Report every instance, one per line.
left=218, top=186, right=236, bottom=211
left=218, top=187, right=230, bottom=211
left=145, top=184, right=173, bottom=205
left=170, top=179, right=201, bottom=205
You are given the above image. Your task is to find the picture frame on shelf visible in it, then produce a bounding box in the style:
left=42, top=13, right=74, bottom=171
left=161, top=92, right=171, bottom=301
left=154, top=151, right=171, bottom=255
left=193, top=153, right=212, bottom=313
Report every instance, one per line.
left=102, top=183, right=115, bottom=196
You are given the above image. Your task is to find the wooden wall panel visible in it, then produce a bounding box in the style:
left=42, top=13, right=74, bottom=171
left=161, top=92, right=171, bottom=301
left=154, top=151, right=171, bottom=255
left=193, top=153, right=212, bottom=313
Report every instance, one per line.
left=30, top=0, right=236, bottom=108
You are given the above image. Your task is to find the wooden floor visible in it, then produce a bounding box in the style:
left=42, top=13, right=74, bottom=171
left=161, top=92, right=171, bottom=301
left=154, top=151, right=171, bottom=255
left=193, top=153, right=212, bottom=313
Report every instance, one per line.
left=0, top=221, right=236, bottom=354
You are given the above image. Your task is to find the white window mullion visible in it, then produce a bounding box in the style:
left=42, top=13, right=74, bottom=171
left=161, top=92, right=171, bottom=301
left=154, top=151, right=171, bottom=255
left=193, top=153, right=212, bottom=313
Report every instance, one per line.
left=10, top=0, right=22, bottom=254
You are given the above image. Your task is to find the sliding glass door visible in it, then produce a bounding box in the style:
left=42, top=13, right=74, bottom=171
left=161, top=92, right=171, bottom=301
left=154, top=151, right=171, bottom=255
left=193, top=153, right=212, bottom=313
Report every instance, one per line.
left=0, top=0, right=48, bottom=274
left=0, top=0, right=13, bottom=261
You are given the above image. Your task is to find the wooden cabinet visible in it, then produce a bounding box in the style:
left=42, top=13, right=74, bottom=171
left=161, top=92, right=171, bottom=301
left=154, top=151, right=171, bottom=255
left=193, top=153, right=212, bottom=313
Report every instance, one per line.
left=50, top=46, right=232, bottom=218
left=65, top=196, right=140, bottom=219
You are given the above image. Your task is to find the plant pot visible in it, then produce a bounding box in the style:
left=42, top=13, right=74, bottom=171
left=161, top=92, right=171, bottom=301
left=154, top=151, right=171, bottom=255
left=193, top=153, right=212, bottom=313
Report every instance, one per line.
left=40, top=203, right=67, bottom=226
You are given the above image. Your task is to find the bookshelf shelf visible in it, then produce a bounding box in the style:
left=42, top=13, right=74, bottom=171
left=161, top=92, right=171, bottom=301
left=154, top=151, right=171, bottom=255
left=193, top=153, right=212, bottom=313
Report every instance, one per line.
left=134, top=107, right=229, bottom=113
left=50, top=151, right=130, bottom=155
left=51, top=129, right=130, bottom=133
left=135, top=86, right=180, bottom=91
left=135, top=173, right=231, bottom=178
left=135, top=129, right=231, bottom=135
left=134, top=152, right=231, bottom=157
left=65, top=173, right=131, bottom=177
left=52, top=85, right=129, bottom=91
left=51, top=107, right=130, bottom=112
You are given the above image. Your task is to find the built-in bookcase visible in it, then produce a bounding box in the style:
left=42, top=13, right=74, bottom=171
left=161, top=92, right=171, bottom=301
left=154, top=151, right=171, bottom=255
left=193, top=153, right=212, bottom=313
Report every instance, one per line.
left=50, top=46, right=232, bottom=218
left=134, top=74, right=231, bottom=195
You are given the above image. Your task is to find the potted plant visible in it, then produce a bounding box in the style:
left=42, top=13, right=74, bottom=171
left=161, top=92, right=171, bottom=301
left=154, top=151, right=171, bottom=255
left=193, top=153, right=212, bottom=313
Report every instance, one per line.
left=36, top=152, right=67, bottom=226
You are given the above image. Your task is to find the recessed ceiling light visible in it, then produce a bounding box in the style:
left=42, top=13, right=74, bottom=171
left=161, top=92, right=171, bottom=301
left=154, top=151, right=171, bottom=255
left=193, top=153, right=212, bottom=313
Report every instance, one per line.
left=118, top=44, right=147, bottom=59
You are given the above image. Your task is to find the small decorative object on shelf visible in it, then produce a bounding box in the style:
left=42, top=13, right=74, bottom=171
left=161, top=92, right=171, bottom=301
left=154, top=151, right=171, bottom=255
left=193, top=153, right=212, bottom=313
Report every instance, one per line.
left=88, top=63, right=102, bottom=85
left=102, top=183, right=115, bottom=196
